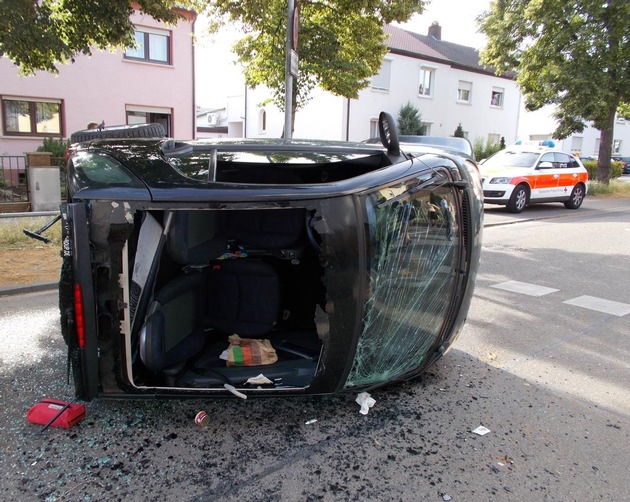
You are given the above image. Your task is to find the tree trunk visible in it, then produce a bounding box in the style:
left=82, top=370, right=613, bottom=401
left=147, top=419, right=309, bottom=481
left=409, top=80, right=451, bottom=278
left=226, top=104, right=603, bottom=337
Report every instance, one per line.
left=596, top=104, right=618, bottom=184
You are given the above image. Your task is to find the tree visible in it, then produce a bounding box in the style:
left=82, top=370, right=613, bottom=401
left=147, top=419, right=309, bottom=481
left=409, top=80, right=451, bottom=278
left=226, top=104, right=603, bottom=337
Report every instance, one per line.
left=453, top=123, right=465, bottom=138
left=397, top=101, right=424, bottom=135
left=478, top=0, right=630, bottom=183
left=208, top=0, right=426, bottom=133
left=0, top=0, right=190, bottom=74
left=3, top=1, right=426, bottom=135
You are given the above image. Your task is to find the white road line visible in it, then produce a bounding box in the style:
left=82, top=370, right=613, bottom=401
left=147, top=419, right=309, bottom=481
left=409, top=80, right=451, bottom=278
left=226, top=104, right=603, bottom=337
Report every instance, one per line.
left=564, top=296, right=630, bottom=317
left=490, top=280, right=560, bottom=297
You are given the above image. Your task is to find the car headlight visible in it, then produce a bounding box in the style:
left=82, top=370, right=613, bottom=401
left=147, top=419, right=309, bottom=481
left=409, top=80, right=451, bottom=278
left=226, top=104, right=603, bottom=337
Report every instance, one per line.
left=489, top=177, right=512, bottom=184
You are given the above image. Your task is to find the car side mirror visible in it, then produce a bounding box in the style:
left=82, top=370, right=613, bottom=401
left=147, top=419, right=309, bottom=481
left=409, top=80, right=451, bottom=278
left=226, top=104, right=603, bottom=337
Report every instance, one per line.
left=378, top=111, right=400, bottom=156
left=537, top=161, right=554, bottom=169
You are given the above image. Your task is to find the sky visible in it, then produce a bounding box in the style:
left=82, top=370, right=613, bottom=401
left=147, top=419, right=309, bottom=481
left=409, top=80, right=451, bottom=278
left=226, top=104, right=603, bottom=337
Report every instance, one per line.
left=397, top=0, right=491, bottom=49
left=195, top=0, right=492, bottom=108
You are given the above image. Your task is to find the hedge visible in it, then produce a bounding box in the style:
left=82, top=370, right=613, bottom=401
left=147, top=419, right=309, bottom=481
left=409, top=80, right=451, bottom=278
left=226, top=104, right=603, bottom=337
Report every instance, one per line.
left=581, top=160, right=623, bottom=180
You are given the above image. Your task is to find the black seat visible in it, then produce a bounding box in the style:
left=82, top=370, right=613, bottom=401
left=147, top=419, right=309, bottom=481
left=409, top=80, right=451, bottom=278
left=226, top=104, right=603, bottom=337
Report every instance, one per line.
left=138, top=208, right=318, bottom=386
left=222, top=209, right=305, bottom=251
left=139, top=259, right=281, bottom=375
left=166, top=210, right=227, bottom=266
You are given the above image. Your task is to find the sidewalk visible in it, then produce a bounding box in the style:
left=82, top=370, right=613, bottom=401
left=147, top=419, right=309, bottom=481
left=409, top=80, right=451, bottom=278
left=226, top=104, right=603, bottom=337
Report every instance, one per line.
left=0, top=281, right=58, bottom=297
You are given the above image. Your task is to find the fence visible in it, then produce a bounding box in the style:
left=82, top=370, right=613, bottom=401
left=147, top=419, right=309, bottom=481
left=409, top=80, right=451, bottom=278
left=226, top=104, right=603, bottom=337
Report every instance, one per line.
left=0, top=155, right=29, bottom=210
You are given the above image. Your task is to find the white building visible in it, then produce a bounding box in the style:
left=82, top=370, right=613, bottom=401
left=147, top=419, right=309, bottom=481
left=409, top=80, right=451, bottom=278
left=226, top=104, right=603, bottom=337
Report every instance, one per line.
left=518, top=106, right=630, bottom=158
left=227, top=24, right=521, bottom=145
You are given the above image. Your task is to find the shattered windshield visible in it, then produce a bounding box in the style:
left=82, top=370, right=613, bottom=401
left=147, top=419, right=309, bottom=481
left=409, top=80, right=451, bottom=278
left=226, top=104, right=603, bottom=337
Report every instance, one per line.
left=345, top=181, right=460, bottom=386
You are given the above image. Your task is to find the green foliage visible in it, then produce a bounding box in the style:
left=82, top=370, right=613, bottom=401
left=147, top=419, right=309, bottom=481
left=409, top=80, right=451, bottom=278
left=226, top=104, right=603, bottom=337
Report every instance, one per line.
left=453, top=123, right=465, bottom=138
left=3, top=0, right=425, bottom=135
left=208, top=0, right=426, bottom=116
left=0, top=217, right=62, bottom=247
left=478, top=0, right=630, bottom=184
left=398, top=102, right=424, bottom=135
left=37, top=137, right=71, bottom=158
left=587, top=179, right=630, bottom=198
left=0, top=0, right=195, bottom=74
left=472, top=137, right=502, bottom=161
left=581, top=161, right=623, bottom=180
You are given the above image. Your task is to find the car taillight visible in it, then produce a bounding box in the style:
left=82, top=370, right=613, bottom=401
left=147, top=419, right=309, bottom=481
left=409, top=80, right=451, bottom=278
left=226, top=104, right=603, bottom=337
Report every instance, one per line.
left=73, top=283, right=86, bottom=348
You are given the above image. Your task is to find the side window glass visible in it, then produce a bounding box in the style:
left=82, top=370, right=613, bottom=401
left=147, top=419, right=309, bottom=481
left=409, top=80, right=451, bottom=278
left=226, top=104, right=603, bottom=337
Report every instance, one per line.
left=554, top=153, right=570, bottom=168
left=539, top=153, right=555, bottom=168
left=347, top=182, right=460, bottom=386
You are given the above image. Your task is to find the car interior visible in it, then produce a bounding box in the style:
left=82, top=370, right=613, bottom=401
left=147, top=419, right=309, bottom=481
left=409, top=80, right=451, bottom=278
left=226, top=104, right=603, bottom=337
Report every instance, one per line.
left=129, top=207, right=326, bottom=391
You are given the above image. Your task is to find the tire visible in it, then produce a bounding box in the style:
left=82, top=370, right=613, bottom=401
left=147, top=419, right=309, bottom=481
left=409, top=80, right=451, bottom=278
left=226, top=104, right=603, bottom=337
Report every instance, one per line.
left=70, top=123, right=166, bottom=143
left=564, top=183, right=585, bottom=209
left=507, top=184, right=528, bottom=213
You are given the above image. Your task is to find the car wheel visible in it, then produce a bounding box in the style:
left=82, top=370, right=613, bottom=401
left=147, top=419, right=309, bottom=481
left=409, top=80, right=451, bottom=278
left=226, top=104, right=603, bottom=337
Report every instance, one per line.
left=564, top=183, right=585, bottom=209
left=507, top=184, right=528, bottom=213
left=70, top=123, right=166, bottom=143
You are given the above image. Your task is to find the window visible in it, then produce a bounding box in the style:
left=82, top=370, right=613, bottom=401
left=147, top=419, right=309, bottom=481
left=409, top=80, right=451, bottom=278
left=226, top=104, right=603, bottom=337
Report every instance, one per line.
left=594, top=138, right=601, bottom=155
left=553, top=153, right=571, bottom=168
left=1, top=97, right=62, bottom=136
left=369, top=118, right=379, bottom=139
left=421, top=122, right=432, bottom=135
left=372, top=60, right=392, bottom=91
left=487, top=133, right=500, bottom=146
left=126, top=106, right=172, bottom=136
left=419, top=67, right=435, bottom=97
left=570, top=136, right=583, bottom=153
left=258, top=109, right=267, bottom=133
left=490, top=87, right=504, bottom=107
left=124, top=28, right=171, bottom=64
left=457, top=81, right=472, bottom=103
left=613, top=139, right=622, bottom=154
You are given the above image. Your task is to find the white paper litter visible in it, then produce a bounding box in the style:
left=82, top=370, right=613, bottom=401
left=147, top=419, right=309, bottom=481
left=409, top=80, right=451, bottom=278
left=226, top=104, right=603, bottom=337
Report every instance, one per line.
left=245, top=374, right=273, bottom=385
left=472, top=425, right=491, bottom=436
left=224, top=383, right=247, bottom=399
left=219, top=350, right=228, bottom=361
left=356, top=392, right=376, bottom=415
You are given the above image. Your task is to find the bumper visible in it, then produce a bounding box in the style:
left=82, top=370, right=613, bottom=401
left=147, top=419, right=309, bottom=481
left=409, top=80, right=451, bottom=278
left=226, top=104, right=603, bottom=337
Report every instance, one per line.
left=482, top=182, right=513, bottom=204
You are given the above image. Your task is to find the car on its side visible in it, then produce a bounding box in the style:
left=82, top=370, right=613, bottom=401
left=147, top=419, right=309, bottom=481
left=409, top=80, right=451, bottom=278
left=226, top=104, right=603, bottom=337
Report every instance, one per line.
left=58, top=112, right=483, bottom=401
left=479, top=147, right=588, bottom=213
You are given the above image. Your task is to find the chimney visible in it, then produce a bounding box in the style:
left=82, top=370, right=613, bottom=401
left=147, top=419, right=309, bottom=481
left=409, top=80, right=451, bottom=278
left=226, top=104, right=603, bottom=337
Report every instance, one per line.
left=428, top=21, right=442, bottom=40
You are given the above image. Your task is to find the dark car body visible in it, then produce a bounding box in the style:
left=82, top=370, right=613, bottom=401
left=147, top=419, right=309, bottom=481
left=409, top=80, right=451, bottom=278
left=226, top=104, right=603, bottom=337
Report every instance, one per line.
left=60, top=116, right=483, bottom=400
left=612, top=156, right=630, bottom=175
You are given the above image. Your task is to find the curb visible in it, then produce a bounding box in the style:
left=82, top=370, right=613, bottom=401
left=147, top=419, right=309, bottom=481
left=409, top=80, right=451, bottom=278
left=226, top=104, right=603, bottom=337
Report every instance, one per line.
left=0, top=282, right=58, bottom=297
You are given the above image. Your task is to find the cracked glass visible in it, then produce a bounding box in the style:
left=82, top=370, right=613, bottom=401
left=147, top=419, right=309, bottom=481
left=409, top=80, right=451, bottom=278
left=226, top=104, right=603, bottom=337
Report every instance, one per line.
left=346, top=181, right=460, bottom=386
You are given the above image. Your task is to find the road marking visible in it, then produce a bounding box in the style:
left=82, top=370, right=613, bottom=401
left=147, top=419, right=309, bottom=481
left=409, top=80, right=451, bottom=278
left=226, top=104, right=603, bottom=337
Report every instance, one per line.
left=564, top=296, right=630, bottom=317
left=490, top=280, right=560, bottom=297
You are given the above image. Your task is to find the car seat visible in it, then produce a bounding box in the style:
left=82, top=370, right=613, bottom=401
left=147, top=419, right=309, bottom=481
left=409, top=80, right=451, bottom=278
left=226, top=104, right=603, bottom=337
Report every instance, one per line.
left=139, top=259, right=281, bottom=376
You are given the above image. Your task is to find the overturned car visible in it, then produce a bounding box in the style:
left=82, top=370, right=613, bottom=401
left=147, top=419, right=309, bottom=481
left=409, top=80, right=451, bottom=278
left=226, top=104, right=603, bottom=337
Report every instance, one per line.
left=59, top=113, right=483, bottom=400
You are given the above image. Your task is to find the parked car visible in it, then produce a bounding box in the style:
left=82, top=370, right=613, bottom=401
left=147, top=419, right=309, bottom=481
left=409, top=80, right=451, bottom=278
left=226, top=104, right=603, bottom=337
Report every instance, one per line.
left=612, top=156, right=630, bottom=175
left=479, top=147, right=588, bottom=213
left=58, top=113, right=483, bottom=401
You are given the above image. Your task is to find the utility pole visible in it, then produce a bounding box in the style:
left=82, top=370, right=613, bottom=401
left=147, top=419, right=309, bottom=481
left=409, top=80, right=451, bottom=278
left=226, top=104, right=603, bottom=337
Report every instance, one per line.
left=284, top=0, right=297, bottom=139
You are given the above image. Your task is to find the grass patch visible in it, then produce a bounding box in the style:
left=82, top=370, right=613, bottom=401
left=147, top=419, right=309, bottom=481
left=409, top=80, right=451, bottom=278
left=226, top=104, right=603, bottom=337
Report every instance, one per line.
left=0, top=216, right=62, bottom=248
left=588, top=179, right=630, bottom=198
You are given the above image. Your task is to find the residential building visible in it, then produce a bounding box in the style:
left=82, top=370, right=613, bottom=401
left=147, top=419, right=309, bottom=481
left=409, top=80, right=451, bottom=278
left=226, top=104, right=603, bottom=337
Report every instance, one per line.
left=0, top=8, right=197, bottom=156
left=196, top=106, right=228, bottom=138
left=518, top=105, right=630, bottom=159
left=236, top=23, right=521, bottom=145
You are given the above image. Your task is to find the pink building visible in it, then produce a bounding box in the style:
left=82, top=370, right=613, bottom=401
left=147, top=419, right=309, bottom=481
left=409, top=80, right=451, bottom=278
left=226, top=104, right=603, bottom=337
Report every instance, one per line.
left=0, top=8, right=197, bottom=156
